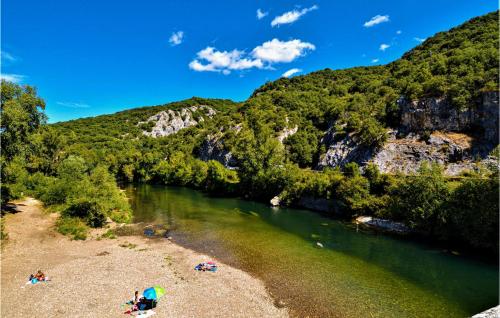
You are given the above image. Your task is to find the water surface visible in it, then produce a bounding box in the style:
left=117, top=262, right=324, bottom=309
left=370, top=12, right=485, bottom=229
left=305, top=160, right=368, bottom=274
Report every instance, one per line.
left=126, top=184, right=498, bottom=317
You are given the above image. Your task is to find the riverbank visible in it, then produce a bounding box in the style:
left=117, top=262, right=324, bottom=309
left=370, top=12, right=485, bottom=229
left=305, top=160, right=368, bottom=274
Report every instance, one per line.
left=1, top=197, right=288, bottom=318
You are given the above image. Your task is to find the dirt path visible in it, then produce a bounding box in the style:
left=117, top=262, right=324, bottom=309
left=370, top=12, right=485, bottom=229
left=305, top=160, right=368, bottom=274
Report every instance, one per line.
left=1, top=198, right=288, bottom=318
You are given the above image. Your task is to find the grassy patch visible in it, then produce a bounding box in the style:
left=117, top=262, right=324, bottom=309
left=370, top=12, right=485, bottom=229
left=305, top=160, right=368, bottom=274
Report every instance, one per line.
left=1, top=217, right=8, bottom=241
left=56, top=217, right=88, bottom=240
left=101, top=229, right=117, bottom=239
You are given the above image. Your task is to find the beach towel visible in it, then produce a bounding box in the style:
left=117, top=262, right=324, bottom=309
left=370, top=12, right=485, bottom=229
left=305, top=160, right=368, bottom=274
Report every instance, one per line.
left=194, top=262, right=217, bottom=272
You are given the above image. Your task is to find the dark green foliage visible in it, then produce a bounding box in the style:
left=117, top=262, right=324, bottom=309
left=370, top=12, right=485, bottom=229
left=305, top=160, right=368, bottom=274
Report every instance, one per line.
left=0, top=80, right=47, bottom=160
left=56, top=217, right=88, bottom=240
left=63, top=201, right=106, bottom=228
left=445, top=172, right=499, bottom=251
left=205, top=160, right=239, bottom=195
left=387, top=164, right=451, bottom=233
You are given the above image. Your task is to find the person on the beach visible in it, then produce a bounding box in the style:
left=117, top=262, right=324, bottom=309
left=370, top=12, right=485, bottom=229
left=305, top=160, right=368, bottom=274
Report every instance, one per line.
left=34, top=270, right=45, bottom=281
left=133, top=290, right=141, bottom=305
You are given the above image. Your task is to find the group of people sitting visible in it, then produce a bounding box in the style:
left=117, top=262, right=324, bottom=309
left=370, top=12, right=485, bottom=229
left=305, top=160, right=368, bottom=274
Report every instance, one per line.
left=28, top=270, right=48, bottom=284
left=124, top=290, right=157, bottom=314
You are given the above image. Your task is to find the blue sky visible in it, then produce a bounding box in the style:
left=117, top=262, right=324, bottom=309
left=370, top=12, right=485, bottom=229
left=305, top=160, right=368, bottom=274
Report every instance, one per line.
left=1, top=0, right=497, bottom=122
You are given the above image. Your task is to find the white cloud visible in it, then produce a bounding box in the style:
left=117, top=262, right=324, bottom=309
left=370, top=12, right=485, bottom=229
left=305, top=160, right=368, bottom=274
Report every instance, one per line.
left=0, top=73, right=25, bottom=83
left=169, top=31, right=184, bottom=46
left=189, top=39, right=315, bottom=74
left=252, top=39, right=315, bottom=63
left=414, top=37, right=426, bottom=43
left=363, top=15, right=390, bottom=28
left=371, top=58, right=379, bottom=63
left=56, top=101, right=91, bottom=108
left=1, top=51, right=17, bottom=62
left=257, top=8, right=268, bottom=20
left=189, top=47, right=263, bottom=74
left=282, top=68, right=302, bottom=78
left=396, top=30, right=402, bottom=35
left=271, top=5, right=318, bottom=27
left=379, top=43, right=390, bottom=51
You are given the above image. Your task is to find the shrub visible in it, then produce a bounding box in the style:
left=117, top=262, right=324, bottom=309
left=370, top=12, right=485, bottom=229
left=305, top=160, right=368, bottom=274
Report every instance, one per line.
left=63, top=201, right=106, bottom=228
left=56, top=217, right=88, bottom=240
left=388, top=163, right=450, bottom=233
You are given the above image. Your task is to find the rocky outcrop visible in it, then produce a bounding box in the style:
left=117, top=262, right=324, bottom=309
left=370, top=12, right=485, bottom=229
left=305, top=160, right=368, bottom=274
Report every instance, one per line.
left=317, top=129, right=373, bottom=169
left=355, top=216, right=410, bottom=234
left=317, top=92, right=499, bottom=175
left=199, top=134, right=237, bottom=168
left=370, top=130, right=477, bottom=175
left=277, top=125, right=298, bottom=144
left=399, top=92, right=499, bottom=143
left=139, top=105, right=216, bottom=137
left=198, top=124, right=241, bottom=169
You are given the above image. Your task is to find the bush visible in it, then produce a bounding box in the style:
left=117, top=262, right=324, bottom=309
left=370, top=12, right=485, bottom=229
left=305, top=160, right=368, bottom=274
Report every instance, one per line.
left=445, top=173, right=499, bottom=252
left=56, top=217, right=88, bottom=240
left=63, top=201, right=106, bottom=228
left=1, top=218, right=8, bottom=241
left=388, top=163, right=450, bottom=233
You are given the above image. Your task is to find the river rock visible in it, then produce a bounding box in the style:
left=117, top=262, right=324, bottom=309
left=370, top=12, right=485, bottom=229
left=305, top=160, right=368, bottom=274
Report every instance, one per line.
left=270, top=196, right=281, bottom=207
left=471, top=305, right=500, bottom=318
left=355, top=216, right=410, bottom=234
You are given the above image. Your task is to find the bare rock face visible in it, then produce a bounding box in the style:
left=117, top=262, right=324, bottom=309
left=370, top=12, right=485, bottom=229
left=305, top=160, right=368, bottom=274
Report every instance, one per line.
left=317, top=92, right=499, bottom=175
left=139, top=105, right=216, bottom=137
left=371, top=131, right=478, bottom=175
left=399, top=91, right=499, bottom=143
left=277, top=125, right=298, bottom=144
left=198, top=125, right=241, bottom=169
left=317, top=129, right=374, bottom=169
left=199, top=135, right=237, bottom=168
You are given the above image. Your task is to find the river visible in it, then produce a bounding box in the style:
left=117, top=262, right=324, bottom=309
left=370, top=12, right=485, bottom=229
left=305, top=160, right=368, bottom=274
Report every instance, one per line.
left=125, top=184, right=498, bottom=317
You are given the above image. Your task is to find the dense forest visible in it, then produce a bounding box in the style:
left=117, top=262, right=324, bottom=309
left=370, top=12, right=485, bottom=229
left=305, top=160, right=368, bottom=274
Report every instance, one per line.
left=1, top=12, right=498, bottom=254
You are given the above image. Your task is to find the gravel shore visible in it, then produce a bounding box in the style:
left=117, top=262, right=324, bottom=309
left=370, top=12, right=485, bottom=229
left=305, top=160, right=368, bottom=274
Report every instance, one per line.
left=1, top=198, right=288, bottom=318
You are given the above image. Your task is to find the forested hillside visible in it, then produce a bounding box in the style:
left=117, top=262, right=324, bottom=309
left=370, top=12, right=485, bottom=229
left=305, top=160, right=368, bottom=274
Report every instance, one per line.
left=2, top=11, right=498, bottom=254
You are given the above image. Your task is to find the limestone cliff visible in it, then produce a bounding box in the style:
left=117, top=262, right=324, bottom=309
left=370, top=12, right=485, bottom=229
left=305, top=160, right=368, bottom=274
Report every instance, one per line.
left=139, top=105, right=216, bottom=137
left=318, top=92, right=499, bottom=175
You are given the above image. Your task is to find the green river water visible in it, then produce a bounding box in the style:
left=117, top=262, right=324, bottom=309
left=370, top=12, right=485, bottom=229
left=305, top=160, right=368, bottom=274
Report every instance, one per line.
left=125, top=184, right=498, bottom=317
